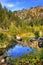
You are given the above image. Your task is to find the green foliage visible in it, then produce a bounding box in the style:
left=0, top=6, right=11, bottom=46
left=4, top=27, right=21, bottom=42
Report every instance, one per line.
left=0, top=4, right=43, bottom=65
left=8, top=49, right=43, bottom=65
left=0, top=33, right=7, bottom=41
left=0, top=3, right=43, bottom=30
left=34, top=31, right=40, bottom=39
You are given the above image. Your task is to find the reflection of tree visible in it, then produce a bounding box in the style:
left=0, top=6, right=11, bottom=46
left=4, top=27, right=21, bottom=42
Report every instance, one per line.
left=0, top=38, right=18, bottom=55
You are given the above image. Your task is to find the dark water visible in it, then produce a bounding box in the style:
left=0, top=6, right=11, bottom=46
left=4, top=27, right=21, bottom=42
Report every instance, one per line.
left=6, top=45, right=33, bottom=58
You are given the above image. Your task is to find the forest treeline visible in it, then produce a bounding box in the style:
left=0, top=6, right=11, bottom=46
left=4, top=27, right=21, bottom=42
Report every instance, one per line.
left=0, top=3, right=43, bottom=29
left=0, top=3, right=43, bottom=54
left=0, top=4, right=43, bottom=65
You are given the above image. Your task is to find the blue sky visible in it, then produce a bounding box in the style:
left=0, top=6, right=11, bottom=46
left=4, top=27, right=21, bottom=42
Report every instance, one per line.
left=0, top=0, right=43, bottom=11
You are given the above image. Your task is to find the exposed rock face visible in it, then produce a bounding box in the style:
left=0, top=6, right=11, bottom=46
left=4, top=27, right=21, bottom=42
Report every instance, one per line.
left=14, top=6, right=43, bottom=23
left=38, top=37, right=43, bottom=48
left=30, top=41, right=39, bottom=48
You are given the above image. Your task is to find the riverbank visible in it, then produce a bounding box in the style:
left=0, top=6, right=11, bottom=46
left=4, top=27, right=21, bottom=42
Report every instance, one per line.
left=1, top=48, right=42, bottom=65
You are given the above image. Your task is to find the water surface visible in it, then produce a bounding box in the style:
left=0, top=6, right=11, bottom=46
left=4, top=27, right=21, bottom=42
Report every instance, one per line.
left=7, top=45, right=33, bottom=58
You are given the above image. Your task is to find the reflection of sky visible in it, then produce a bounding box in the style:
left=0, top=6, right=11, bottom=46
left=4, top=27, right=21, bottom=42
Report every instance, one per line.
left=0, top=0, right=43, bottom=11
left=7, top=45, right=33, bottom=58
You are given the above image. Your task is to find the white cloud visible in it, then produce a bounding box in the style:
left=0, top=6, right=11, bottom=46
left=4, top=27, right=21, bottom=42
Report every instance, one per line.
left=0, top=0, right=15, bottom=8
left=0, top=0, right=25, bottom=11
left=1, top=2, right=15, bottom=8
left=1, top=2, right=20, bottom=8
left=6, top=4, right=15, bottom=7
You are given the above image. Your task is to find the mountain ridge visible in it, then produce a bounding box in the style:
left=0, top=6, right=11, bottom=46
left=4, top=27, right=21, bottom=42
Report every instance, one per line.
left=14, top=6, right=43, bottom=24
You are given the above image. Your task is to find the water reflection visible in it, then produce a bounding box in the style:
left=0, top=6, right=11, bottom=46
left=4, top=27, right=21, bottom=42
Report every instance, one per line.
left=7, top=45, right=33, bottom=58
